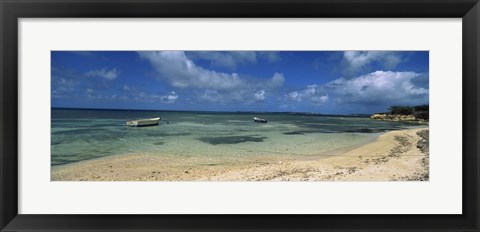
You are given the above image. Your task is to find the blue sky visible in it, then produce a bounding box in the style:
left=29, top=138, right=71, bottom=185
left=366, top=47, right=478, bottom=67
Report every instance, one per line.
left=51, top=51, right=428, bottom=114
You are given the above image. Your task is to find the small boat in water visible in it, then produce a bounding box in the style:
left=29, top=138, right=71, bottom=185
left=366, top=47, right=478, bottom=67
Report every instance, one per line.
left=253, top=117, right=267, bottom=123
left=126, top=117, right=160, bottom=127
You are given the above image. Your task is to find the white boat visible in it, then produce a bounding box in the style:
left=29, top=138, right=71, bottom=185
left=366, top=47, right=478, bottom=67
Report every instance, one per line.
left=253, top=117, right=267, bottom=123
left=126, top=117, right=160, bottom=127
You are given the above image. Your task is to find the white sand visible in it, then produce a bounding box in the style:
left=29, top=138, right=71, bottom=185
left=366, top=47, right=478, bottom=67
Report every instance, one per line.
left=51, top=128, right=429, bottom=181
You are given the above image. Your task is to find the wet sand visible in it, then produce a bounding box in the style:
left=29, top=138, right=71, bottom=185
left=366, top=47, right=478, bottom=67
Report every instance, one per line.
left=51, top=128, right=429, bottom=181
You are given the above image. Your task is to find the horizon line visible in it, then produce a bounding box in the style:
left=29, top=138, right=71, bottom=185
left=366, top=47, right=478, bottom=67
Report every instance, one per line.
left=51, top=107, right=373, bottom=116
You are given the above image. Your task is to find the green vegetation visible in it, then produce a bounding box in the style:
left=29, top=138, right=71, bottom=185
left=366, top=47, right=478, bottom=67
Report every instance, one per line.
left=388, top=105, right=429, bottom=120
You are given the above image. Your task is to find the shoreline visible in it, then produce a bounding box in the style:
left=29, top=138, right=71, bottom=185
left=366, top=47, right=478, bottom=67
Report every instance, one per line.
left=51, top=127, right=429, bottom=181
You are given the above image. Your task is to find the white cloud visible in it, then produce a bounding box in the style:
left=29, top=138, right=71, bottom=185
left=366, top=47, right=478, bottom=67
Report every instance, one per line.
left=270, top=73, right=285, bottom=87
left=85, top=68, right=119, bottom=80
left=199, top=90, right=223, bottom=103
left=188, top=51, right=257, bottom=69
left=51, top=67, right=120, bottom=100
left=122, top=84, right=178, bottom=104
left=328, top=70, right=427, bottom=105
left=288, top=71, right=428, bottom=107
left=311, top=95, right=329, bottom=103
left=288, top=91, right=301, bottom=101
left=138, top=51, right=247, bottom=90
left=287, top=84, right=328, bottom=104
left=160, top=91, right=178, bottom=104
left=254, top=90, right=265, bottom=101
left=138, top=51, right=284, bottom=104
left=187, top=51, right=281, bottom=69
left=84, top=88, right=103, bottom=100
left=343, top=51, right=403, bottom=74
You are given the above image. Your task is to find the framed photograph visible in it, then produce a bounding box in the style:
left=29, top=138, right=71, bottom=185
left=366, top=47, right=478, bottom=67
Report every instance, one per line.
left=1, top=0, right=479, bottom=231
left=49, top=50, right=430, bottom=182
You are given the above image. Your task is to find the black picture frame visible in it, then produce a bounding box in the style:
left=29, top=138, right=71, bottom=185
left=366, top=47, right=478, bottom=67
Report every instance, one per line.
left=1, top=0, right=479, bottom=231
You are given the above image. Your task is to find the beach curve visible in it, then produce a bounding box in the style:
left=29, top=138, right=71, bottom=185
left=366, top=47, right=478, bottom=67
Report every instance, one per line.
left=51, top=128, right=429, bottom=181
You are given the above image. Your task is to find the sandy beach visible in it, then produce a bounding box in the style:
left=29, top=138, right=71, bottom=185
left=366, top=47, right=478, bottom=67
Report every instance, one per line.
left=51, top=128, right=429, bottom=181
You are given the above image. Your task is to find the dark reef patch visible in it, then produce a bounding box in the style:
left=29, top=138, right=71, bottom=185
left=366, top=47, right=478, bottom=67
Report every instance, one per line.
left=283, top=131, right=318, bottom=135
left=342, top=128, right=392, bottom=133
left=283, top=128, right=391, bottom=135
left=197, top=135, right=267, bottom=145
left=52, top=128, right=108, bottom=135
left=145, top=132, right=191, bottom=137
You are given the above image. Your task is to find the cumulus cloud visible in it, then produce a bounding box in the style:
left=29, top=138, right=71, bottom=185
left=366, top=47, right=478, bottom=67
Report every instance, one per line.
left=84, top=88, right=103, bottom=100
left=122, top=84, right=179, bottom=104
left=343, top=51, right=403, bottom=75
left=198, top=90, right=223, bottom=103
left=287, top=71, right=428, bottom=107
left=187, top=51, right=281, bottom=69
left=138, top=51, right=284, bottom=104
left=311, top=95, right=329, bottom=103
left=139, top=51, right=244, bottom=89
left=85, top=68, right=119, bottom=80
left=326, top=71, right=427, bottom=104
left=160, top=91, right=179, bottom=104
left=269, top=73, right=285, bottom=87
left=254, top=90, right=266, bottom=101
left=187, top=51, right=256, bottom=69
left=287, top=85, right=328, bottom=104
left=195, top=88, right=268, bottom=105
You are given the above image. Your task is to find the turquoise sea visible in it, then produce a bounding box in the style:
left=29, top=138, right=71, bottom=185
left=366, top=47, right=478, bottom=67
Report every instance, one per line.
left=51, top=108, right=425, bottom=166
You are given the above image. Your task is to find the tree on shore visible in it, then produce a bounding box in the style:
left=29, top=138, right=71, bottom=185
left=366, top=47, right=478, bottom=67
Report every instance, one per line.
left=387, top=105, right=429, bottom=120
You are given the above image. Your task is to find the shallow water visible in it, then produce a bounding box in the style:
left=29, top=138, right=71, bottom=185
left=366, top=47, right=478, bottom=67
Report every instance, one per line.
left=51, top=109, right=425, bottom=165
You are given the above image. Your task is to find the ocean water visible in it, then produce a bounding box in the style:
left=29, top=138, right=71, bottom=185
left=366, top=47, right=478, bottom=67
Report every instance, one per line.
left=51, top=109, right=424, bottom=166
